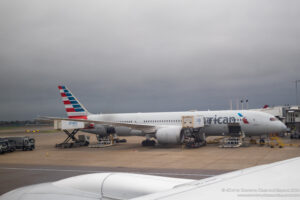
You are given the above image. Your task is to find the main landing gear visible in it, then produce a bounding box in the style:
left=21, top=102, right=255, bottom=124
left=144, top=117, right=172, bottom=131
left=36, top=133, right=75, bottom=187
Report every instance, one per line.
left=141, top=139, right=156, bottom=146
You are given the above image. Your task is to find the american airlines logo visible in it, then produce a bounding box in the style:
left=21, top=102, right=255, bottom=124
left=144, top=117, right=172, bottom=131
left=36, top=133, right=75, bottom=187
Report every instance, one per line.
left=238, top=112, right=249, bottom=124
left=203, top=113, right=249, bottom=125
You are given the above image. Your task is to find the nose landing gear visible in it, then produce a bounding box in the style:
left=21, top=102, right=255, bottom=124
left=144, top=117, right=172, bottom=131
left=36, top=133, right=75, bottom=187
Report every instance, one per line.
left=259, top=138, right=266, bottom=145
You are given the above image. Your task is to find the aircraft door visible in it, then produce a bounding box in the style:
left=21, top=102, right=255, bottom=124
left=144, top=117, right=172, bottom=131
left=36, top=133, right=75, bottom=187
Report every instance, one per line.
left=182, top=116, right=193, bottom=128
left=182, top=115, right=204, bottom=128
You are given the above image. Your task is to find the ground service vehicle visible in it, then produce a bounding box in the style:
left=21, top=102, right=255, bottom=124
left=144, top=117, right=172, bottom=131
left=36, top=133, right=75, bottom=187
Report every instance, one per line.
left=0, top=140, right=7, bottom=154
left=0, top=138, right=16, bottom=152
left=6, top=137, right=35, bottom=151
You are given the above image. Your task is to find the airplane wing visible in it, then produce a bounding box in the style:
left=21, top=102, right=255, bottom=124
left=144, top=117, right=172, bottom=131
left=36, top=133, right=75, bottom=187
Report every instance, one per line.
left=1, top=157, right=300, bottom=200
left=39, top=116, right=157, bottom=134
left=0, top=173, right=194, bottom=200
left=132, top=157, right=300, bottom=200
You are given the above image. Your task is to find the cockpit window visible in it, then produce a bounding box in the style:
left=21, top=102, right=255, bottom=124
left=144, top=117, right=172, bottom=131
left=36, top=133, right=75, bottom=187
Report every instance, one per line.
left=270, top=117, right=277, bottom=121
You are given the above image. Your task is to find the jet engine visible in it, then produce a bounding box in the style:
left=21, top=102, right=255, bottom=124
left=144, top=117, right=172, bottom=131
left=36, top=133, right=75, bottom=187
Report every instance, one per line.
left=83, top=125, right=115, bottom=136
left=155, top=126, right=184, bottom=144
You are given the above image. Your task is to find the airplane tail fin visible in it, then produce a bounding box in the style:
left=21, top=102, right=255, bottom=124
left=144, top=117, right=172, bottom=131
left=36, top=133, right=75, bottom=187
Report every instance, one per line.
left=58, top=86, right=90, bottom=119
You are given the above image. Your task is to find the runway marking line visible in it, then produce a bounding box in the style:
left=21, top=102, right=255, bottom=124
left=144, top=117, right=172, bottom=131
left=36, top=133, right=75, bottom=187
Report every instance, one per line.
left=0, top=167, right=215, bottom=177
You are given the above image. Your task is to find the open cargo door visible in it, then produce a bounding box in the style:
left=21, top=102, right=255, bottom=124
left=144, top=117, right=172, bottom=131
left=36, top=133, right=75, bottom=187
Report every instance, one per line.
left=182, top=115, right=204, bottom=128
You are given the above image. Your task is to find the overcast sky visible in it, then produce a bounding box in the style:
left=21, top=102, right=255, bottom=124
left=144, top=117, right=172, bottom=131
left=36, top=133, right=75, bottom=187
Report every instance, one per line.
left=0, top=0, right=300, bottom=120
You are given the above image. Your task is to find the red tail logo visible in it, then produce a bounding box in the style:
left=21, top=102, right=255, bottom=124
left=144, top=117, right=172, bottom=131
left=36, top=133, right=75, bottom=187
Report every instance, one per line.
left=242, top=118, right=249, bottom=124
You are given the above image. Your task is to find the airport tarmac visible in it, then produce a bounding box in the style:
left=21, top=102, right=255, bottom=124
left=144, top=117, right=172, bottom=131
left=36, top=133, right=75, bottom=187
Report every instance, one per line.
left=1, top=127, right=300, bottom=195
left=0, top=164, right=224, bottom=195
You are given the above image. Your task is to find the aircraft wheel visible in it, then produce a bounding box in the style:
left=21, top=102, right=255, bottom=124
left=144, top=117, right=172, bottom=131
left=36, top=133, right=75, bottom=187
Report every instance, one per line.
left=142, top=140, right=156, bottom=146
left=142, top=140, right=147, bottom=146
left=150, top=140, right=156, bottom=146
left=259, top=139, right=265, bottom=144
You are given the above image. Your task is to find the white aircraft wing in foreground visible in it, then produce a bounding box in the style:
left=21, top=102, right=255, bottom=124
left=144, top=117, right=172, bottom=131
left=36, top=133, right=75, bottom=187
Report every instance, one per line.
left=1, top=157, right=300, bottom=200
left=133, top=157, right=300, bottom=200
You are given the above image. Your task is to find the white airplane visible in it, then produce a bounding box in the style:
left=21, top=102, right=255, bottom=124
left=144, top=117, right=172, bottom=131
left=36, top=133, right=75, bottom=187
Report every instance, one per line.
left=1, top=157, right=299, bottom=199
left=45, top=86, right=287, bottom=146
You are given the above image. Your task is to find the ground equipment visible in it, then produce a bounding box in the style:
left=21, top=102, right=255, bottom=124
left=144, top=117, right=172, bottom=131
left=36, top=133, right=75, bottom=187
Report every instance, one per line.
left=6, top=137, right=35, bottom=151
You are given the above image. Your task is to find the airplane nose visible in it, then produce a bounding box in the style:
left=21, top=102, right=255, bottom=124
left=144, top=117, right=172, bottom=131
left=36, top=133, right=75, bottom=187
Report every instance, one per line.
left=278, top=122, right=287, bottom=133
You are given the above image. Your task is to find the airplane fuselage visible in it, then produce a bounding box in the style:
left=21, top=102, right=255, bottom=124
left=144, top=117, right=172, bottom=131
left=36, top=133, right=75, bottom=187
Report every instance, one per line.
left=86, top=110, right=286, bottom=137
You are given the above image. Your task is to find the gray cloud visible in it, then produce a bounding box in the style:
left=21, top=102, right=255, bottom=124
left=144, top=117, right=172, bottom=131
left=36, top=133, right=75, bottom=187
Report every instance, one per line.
left=0, top=0, right=300, bottom=120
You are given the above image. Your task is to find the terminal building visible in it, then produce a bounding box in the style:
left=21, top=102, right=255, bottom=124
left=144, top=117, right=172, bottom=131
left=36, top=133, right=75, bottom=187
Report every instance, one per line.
left=251, top=105, right=300, bottom=133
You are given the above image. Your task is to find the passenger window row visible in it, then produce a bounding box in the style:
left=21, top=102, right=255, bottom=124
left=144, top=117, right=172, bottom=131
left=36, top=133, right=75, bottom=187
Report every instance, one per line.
left=115, top=120, right=182, bottom=123
left=143, top=120, right=181, bottom=123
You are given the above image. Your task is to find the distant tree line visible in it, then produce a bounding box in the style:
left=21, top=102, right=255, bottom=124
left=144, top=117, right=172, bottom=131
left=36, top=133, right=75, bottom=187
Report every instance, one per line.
left=0, top=120, right=53, bottom=127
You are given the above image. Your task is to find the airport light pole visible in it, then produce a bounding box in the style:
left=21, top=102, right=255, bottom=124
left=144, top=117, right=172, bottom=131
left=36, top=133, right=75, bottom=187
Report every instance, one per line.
left=241, top=99, right=244, bottom=110
left=296, top=80, right=300, bottom=105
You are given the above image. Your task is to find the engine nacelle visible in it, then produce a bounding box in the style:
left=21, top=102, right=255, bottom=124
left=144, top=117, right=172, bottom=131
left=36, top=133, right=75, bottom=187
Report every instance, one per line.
left=155, top=126, right=184, bottom=144
left=83, top=125, right=115, bottom=136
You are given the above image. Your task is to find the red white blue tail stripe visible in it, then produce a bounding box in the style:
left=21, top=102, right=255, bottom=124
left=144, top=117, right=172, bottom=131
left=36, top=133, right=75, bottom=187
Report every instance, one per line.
left=58, top=86, right=89, bottom=119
